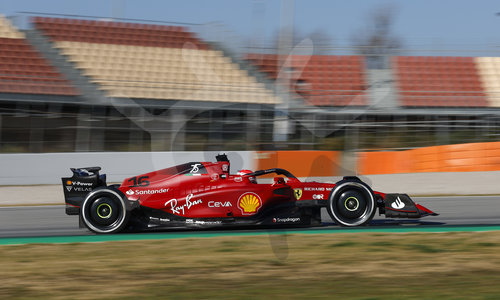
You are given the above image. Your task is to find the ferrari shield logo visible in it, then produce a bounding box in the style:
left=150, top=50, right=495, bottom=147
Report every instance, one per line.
left=294, top=188, right=303, bottom=200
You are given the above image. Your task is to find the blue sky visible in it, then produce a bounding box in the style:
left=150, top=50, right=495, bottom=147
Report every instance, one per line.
left=1, top=0, right=500, bottom=56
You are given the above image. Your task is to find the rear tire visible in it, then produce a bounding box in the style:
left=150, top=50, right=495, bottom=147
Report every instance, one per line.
left=81, top=188, right=129, bottom=234
left=327, top=181, right=376, bottom=227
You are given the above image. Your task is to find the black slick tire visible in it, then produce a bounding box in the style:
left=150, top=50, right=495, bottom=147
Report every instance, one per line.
left=80, top=187, right=130, bottom=234
left=327, top=181, right=376, bottom=227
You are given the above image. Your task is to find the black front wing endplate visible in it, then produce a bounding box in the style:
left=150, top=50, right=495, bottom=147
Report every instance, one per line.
left=383, top=193, right=438, bottom=218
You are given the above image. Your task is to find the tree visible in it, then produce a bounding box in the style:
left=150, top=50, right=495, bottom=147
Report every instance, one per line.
left=271, top=27, right=334, bottom=55
left=307, top=29, right=334, bottom=54
left=351, top=4, right=403, bottom=69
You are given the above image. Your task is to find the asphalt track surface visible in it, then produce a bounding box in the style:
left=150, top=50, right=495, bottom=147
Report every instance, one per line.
left=1, top=196, right=500, bottom=238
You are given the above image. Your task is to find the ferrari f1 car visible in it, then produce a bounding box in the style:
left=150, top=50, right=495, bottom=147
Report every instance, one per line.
left=62, top=154, right=437, bottom=234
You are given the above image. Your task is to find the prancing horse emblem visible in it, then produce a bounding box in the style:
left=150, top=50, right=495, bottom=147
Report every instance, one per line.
left=294, top=188, right=303, bottom=200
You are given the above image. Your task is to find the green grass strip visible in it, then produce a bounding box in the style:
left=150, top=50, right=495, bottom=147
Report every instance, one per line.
left=2, top=224, right=500, bottom=245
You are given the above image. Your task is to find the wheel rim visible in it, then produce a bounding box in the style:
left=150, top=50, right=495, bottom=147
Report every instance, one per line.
left=97, top=203, right=113, bottom=219
left=336, top=190, right=367, bottom=220
left=344, top=197, right=359, bottom=211
left=82, top=190, right=127, bottom=233
left=89, top=196, right=119, bottom=227
left=328, top=182, right=375, bottom=226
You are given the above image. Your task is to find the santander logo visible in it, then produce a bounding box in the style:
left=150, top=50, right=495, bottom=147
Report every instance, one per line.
left=391, top=197, right=405, bottom=209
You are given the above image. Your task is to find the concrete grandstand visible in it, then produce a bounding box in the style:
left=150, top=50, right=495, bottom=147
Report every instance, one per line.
left=1, top=14, right=500, bottom=153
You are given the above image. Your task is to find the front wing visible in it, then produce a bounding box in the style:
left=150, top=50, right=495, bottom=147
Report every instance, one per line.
left=382, top=193, right=438, bottom=218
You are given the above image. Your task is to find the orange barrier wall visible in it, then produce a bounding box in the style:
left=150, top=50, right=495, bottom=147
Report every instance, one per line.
left=358, top=141, right=500, bottom=175
left=255, top=151, right=340, bottom=177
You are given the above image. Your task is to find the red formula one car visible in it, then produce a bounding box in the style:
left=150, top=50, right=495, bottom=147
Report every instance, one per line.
left=62, top=154, right=437, bottom=233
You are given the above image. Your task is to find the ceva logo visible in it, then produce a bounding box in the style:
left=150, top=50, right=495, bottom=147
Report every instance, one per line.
left=208, top=201, right=232, bottom=208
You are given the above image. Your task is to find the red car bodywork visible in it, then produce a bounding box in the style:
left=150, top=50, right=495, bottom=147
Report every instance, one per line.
left=62, top=155, right=437, bottom=233
left=118, top=160, right=385, bottom=219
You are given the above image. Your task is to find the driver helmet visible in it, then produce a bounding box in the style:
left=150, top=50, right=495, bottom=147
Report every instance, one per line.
left=237, top=169, right=256, bottom=183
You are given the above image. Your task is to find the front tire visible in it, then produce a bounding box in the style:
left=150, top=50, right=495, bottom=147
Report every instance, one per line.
left=81, top=188, right=129, bottom=234
left=327, top=181, right=376, bottom=227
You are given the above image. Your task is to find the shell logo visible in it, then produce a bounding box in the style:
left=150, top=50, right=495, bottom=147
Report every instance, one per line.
left=237, top=192, right=262, bottom=215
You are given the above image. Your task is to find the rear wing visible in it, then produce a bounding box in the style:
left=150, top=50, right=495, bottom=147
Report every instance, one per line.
left=61, top=167, right=106, bottom=215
